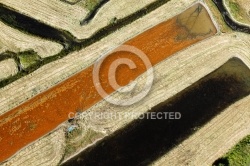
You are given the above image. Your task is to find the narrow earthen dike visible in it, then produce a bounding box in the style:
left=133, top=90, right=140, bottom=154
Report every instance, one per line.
left=0, top=3, right=217, bottom=162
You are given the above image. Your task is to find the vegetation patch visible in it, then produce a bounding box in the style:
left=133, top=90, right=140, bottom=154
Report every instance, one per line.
left=228, top=1, right=244, bottom=21
left=83, top=0, right=101, bottom=11
left=18, top=51, right=41, bottom=70
left=229, top=1, right=240, bottom=14
left=213, top=135, right=250, bottom=166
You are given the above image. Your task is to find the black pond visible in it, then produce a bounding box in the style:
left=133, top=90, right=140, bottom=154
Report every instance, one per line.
left=62, top=57, right=250, bottom=166
left=213, top=0, right=250, bottom=33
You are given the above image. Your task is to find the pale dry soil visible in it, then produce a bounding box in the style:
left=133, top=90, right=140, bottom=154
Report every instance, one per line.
left=0, top=59, right=18, bottom=81
left=0, top=0, right=156, bottom=39
left=0, top=21, right=63, bottom=58
left=1, top=1, right=250, bottom=166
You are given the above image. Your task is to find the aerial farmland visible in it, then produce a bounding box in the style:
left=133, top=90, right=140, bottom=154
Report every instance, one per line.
left=0, top=0, right=250, bottom=166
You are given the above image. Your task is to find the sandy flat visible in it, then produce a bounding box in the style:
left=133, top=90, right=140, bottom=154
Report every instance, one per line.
left=0, top=59, right=18, bottom=81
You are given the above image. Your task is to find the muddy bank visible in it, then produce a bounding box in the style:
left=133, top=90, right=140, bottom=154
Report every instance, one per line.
left=62, top=58, right=250, bottom=166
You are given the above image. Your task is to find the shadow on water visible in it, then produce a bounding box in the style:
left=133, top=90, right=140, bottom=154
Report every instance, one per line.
left=62, top=58, right=250, bottom=166
left=212, top=0, right=250, bottom=33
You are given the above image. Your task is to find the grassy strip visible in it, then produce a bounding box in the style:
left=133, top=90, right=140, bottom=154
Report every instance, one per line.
left=0, top=0, right=172, bottom=88
left=213, top=135, right=250, bottom=166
